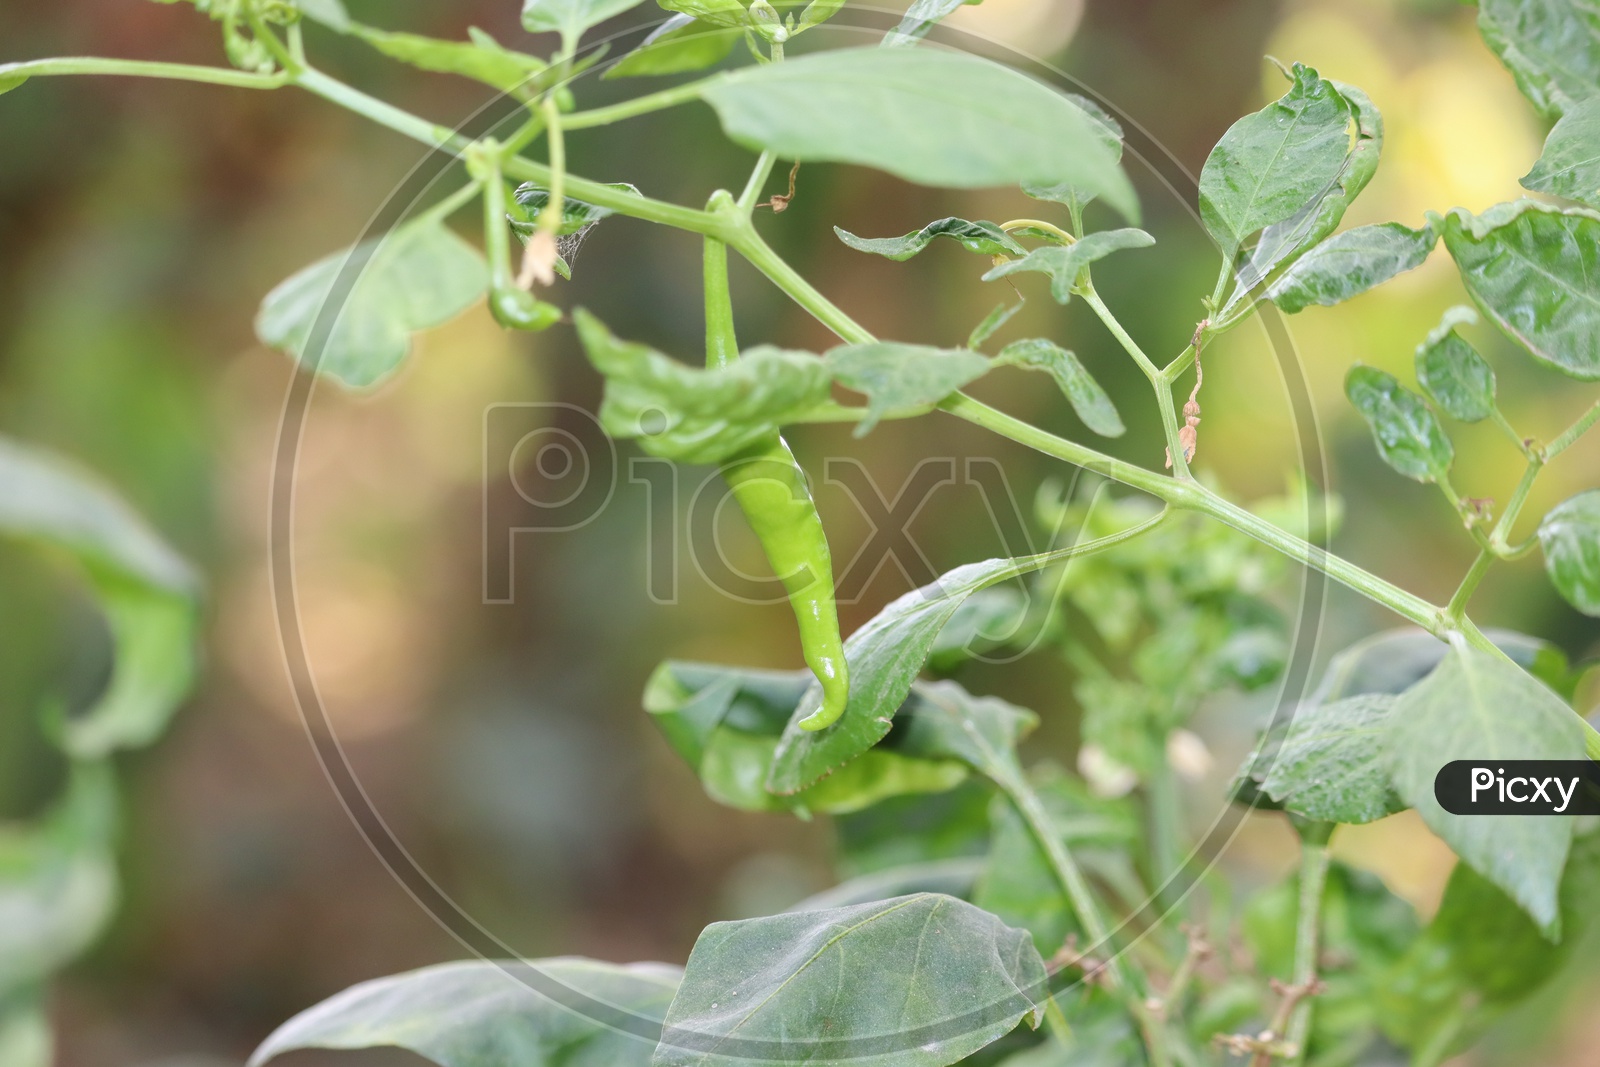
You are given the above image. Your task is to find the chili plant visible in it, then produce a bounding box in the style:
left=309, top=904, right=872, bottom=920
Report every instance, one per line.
left=3, top=1, right=1600, bottom=1066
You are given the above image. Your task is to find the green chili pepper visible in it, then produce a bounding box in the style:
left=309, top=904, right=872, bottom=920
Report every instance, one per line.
left=722, top=434, right=849, bottom=730
left=479, top=151, right=561, bottom=332
left=703, top=221, right=848, bottom=730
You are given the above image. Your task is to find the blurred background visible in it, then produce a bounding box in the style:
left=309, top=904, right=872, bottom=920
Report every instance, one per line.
left=1, top=0, right=1598, bottom=1063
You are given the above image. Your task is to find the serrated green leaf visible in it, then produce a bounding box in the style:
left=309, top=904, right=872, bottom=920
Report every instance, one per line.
left=1442, top=200, right=1600, bottom=381
left=699, top=48, right=1137, bottom=216
left=1227, top=79, right=1383, bottom=306
left=654, top=894, right=1046, bottom=1067
left=1344, top=365, right=1453, bottom=483
left=574, top=310, right=832, bottom=464
left=1198, top=63, right=1355, bottom=258
left=1538, top=490, right=1600, bottom=616
left=1385, top=638, right=1583, bottom=937
left=0, top=764, right=117, bottom=997
left=1523, top=95, right=1600, bottom=207
left=766, top=557, right=1042, bottom=795
left=994, top=339, right=1124, bottom=437
left=1021, top=94, right=1125, bottom=219
left=523, top=0, right=650, bottom=46
left=834, top=218, right=1024, bottom=262
left=255, top=218, right=487, bottom=390
left=1266, top=220, right=1437, bottom=314
left=0, top=437, right=199, bottom=758
left=251, top=958, right=680, bottom=1067
left=605, top=15, right=739, bottom=78
left=351, top=24, right=545, bottom=91
left=1260, top=694, right=1400, bottom=824
left=980, top=229, right=1155, bottom=304
left=1415, top=306, right=1495, bottom=423
left=828, top=342, right=990, bottom=436
left=1478, top=0, right=1600, bottom=119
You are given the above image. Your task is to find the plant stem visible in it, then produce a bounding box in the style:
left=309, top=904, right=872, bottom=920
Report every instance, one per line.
left=731, top=224, right=874, bottom=343
left=0, top=55, right=288, bottom=88
left=738, top=151, right=780, bottom=214
left=996, top=765, right=1172, bottom=1067
left=536, top=95, right=567, bottom=230
left=704, top=195, right=740, bottom=370
left=1443, top=548, right=1493, bottom=623
left=561, top=76, right=714, bottom=130
left=1545, top=397, right=1600, bottom=459
left=938, top=393, right=1442, bottom=631
left=1081, top=287, right=1190, bottom=478
left=1284, top=834, right=1331, bottom=1066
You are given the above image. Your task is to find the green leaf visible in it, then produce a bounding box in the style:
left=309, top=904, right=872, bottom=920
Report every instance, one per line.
left=797, top=0, right=848, bottom=33
left=1414, top=306, right=1496, bottom=423
left=653, top=894, right=1047, bottom=1067
left=1228, top=79, right=1383, bottom=305
left=574, top=310, right=833, bottom=464
left=0, top=73, right=27, bottom=97
left=643, top=662, right=966, bottom=815
left=1442, top=200, right=1600, bottom=381
left=766, top=557, right=1044, bottom=795
left=1266, top=220, right=1438, bottom=314
left=256, top=218, right=487, bottom=390
left=1385, top=638, right=1583, bottom=936
left=0, top=764, right=117, bottom=997
left=699, top=48, right=1138, bottom=216
left=827, top=342, right=990, bottom=436
left=0, top=437, right=200, bottom=758
left=1199, top=63, right=1355, bottom=257
left=993, top=339, right=1124, bottom=437
left=1260, top=694, right=1400, bottom=824
left=1478, top=0, right=1600, bottom=119
left=699, top=729, right=967, bottom=813
left=834, top=218, right=1024, bottom=262
left=1522, top=96, right=1600, bottom=208
left=656, top=0, right=751, bottom=28
left=523, top=0, right=650, bottom=46
left=605, top=15, right=739, bottom=78
left=881, top=0, right=974, bottom=46
left=896, top=680, right=1038, bottom=779
left=1021, top=96, right=1125, bottom=219
left=252, top=958, right=680, bottom=1067
left=927, top=587, right=1026, bottom=671
left=980, top=229, right=1155, bottom=304
left=351, top=25, right=546, bottom=92
left=1344, top=365, right=1453, bottom=483
left=1538, top=490, right=1600, bottom=616
left=966, top=300, right=1024, bottom=350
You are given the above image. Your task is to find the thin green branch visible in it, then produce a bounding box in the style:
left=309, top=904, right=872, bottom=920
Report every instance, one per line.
left=1545, top=397, right=1600, bottom=459
left=737, top=151, right=780, bottom=215
left=1081, top=287, right=1190, bottom=477
left=1444, top=548, right=1493, bottom=623
left=561, top=76, right=715, bottom=130
left=1284, top=833, right=1331, bottom=1067
left=0, top=56, right=288, bottom=89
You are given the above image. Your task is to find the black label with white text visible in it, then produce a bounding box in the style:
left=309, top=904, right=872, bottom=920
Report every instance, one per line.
left=1434, top=760, right=1600, bottom=815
